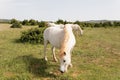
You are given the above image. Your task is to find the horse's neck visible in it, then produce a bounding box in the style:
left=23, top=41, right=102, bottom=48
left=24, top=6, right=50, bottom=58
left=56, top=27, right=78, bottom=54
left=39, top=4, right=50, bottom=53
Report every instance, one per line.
left=59, top=27, right=73, bottom=55
left=64, top=27, right=70, bottom=41
left=65, top=26, right=74, bottom=35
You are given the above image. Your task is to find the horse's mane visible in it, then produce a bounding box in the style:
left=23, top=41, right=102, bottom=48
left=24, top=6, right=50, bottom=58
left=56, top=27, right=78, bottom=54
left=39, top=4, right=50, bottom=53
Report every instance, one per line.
left=59, top=25, right=70, bottom=57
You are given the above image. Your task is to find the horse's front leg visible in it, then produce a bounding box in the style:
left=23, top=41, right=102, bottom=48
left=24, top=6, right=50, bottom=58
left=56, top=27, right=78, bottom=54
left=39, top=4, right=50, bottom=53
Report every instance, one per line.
left=69, top=63, right=73, bottom=68
left=44, top=40, right=48, bottom=61
left=68, top=48, right=73, bottom=68
left=52, top=46, right=58, bottom=62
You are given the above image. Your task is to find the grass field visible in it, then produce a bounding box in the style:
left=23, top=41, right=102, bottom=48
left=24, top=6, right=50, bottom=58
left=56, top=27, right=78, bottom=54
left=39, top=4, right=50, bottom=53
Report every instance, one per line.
left=0, top=23, right=120, bottom=80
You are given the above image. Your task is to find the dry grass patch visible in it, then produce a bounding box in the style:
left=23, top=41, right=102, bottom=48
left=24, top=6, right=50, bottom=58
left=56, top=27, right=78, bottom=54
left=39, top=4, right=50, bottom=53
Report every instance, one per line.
left=0, top=24, right=11, bottom=31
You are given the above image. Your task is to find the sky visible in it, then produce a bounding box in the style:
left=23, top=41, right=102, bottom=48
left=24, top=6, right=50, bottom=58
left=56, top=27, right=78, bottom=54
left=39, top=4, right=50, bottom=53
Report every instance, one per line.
left=0, top=0, right=120, bottom=21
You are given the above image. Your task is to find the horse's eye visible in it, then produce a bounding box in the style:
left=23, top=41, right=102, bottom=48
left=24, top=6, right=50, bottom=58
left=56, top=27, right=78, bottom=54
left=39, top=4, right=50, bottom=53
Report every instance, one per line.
left=63, top=60, right=66, bottom=62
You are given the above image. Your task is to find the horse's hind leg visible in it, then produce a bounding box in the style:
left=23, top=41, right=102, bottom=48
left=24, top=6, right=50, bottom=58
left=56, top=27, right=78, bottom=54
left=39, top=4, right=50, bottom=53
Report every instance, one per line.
left=52, top=46, right=58, bottom=62
left=44, top=40, right=48, bottom=61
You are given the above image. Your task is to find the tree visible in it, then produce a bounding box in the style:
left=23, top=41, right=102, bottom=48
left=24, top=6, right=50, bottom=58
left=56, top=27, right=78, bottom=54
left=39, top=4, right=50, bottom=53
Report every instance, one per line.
left=64, top=20, right=68, bottom=24
left=22, top=20, right=29, bottom=25
left=56, top=19, right=64, bottom=24
left=94, top=23, right=102, bottom=27
left=102, top=21, right=113, bottom=27
left=113, top=21, right=120, bottom=27
left=29, top=19, right=37, bottom=25
left=74, top=21, right=80, bottom=25
left=10, top=19, right=18, bottom=24
left=86, top=23, right=95, bottom=27
left=38, top=21, right=47, bottom=27
left=74, top=21, right=86, bottom=28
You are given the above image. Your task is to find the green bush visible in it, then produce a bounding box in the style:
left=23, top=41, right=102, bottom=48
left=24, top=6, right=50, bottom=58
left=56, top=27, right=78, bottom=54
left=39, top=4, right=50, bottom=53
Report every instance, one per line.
left=11, top=22, right=22, bottom=28
left=20, top=27, right=46, bottom=44
left=38, top=21, right=47, bottom=27
left=10, top=19, right=18, bottom=24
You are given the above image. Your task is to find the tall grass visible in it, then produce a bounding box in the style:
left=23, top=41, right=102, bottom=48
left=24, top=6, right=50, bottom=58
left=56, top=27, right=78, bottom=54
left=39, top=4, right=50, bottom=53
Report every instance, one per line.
left=0, top=24, right=120, bottom=80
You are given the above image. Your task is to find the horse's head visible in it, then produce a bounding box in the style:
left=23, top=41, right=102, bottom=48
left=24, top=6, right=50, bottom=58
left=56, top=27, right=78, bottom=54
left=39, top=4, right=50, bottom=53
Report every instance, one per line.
left=59, top=51, right=71, bottom=73
left=58, top=24, right=75, bottom=73
left=72, top=24, right=83, bottom=36
left=47, top=22, right=56, bottom=27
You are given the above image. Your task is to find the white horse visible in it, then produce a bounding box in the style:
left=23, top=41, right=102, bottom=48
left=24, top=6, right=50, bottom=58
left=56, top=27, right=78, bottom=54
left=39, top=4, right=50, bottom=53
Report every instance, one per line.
left=72, top=24, right=83, bottom=35
left=48, top=22, right=83, bottom=35
left=47, top=22, right=64, bottom=29
left=43, top=24, right=76, bottom=73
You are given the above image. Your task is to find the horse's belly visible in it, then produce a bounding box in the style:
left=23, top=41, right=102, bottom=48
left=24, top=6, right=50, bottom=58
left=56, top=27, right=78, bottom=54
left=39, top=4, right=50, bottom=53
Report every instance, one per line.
left=49, top=39, right=62, bottom=49
left=48, top=35, right=63, bottom=49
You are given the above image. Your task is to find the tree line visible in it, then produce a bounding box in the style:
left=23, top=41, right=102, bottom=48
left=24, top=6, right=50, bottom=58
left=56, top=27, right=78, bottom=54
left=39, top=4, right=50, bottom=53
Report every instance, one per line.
left=9, top=19, right=120, bottom=43
left=10, top=19, right=120, bottom=28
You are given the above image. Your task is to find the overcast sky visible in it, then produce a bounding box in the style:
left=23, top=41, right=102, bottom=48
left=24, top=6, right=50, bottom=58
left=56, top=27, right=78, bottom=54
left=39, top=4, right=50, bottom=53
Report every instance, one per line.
left=0, top=0, right=120, bottom=21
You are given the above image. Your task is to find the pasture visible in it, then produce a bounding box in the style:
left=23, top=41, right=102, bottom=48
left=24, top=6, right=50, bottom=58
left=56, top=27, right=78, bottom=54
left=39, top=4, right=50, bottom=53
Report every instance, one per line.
left=0, top=23, right=120, bottom=80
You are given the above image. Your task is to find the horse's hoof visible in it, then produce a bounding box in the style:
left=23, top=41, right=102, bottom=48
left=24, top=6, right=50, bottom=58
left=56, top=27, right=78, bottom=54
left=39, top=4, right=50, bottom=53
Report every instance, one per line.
left=53, top=59, right=58, bottom=62
left=69, top=63, right=73, bottom=68
left=44, top=57, right=48, bottom=61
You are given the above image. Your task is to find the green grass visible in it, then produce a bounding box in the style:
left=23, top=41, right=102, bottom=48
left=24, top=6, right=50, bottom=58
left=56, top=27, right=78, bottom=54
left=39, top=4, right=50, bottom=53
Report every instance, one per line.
left=0, top=24, right=120, bottom=80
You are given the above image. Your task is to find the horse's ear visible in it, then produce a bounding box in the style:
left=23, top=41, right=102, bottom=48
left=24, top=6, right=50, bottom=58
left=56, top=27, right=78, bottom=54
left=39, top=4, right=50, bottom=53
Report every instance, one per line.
left=64, top=52, right=66, bottom=55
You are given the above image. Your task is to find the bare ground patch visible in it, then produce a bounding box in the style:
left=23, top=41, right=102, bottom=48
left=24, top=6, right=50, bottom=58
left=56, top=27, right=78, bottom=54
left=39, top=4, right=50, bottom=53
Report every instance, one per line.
left=0, top=24, right=11, bottom=31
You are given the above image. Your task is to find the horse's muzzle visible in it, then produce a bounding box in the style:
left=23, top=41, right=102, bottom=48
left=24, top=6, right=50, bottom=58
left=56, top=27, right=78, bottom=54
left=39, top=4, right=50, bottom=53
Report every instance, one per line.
left=60, top=70, right=64, bottom=73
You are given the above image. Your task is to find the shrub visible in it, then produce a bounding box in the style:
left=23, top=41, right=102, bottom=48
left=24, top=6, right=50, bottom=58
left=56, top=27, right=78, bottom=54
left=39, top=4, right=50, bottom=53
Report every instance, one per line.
left=29, top=19, right=38, bottom=25
left=10, top=19, right=18, bottom=24
left=56, top=19, right=64, bottom=24
left=20, top=27, right=46, bottom=44
left=38, top=21, right=47, bottom=27
left=11, top=22, right=22, bottom=28
left=22, top=19, right=29, bottom=25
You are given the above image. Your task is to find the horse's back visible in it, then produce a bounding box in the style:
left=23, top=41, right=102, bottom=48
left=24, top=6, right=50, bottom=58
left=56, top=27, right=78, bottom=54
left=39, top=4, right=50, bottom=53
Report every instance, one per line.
left=44, top=27, right=64, bottom=48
